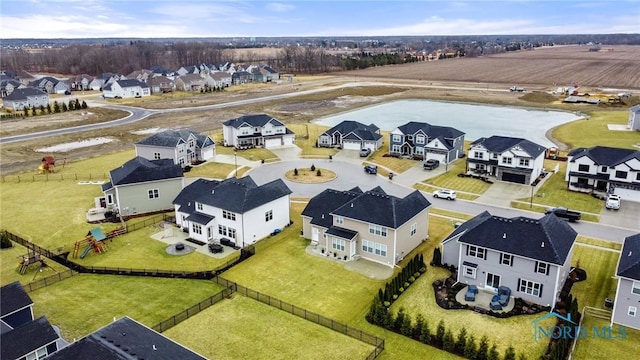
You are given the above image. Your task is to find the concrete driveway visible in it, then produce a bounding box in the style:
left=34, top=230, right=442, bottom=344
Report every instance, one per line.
left=599, top=200, right=640, bottom=230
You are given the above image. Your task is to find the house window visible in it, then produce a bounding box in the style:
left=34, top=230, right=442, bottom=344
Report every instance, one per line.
left=535, top=261, right=550, bottom=275
left=467, top=245, right=485, bottom=259
left=335, top=216, right=344, bottom=225
left=369, top=224, right=387, bottom=237
left=463, top=264, right=477, bottom=279
left=197, top=202, right=203, bottom=211
left=500, top=253, right=513, bottom=266
left=519, top=159, right=530, bottom=167
left=601, top=166, right=608, bottom=172
left=228, top=227, right=236, bottom=238
left=502, top=157, right=513, bottom=165
left=106, top=194, right=114, bottom=205
left=265, top=210, right=273, bottom=222
left=154, top=152, right=161, bottom=160
left=629, top=306, right=637, bottom=317
left=407, top=135, right=413, bottom=141
left=578, top=164, right=590, bottom=172
left=637, top=173, right=640, bottom=181
left=414, top=147, right=424, bottom=155
left=416, top=135, right=425, bottom=144
left=632, top=281, right=640, bottom=295
left=492, top=153, right=498, bottom=159
left=519, top=279, right=542, bottom=297
left=391, top=145, right=401, bottom=153
left=25, top=347, right=48, bottom=360
left=615, top=170, right=628, bottom=179
left=218, top=225, right=227, bottom=236
left=332, top=238, right=345, bottom=252
left=392, top=134, right=402, bottom=142
left=375, top=243, right=387, bottom=257
left=473, top=151, right=484, bottom=159
left=362, top=240, right=374, bottom=253
left=192, top=223, right=202, bottom=235
left=410, top=223, right=417, bottom=236
left=189, top=140, right=194, bottom=147
left=223, top=210, right=236, bottom=221
left=148, top=189, right=159, bottom=199
left=179, top=158, right=185, bottom=166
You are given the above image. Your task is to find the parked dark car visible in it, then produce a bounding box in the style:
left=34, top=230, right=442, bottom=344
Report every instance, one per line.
left=544, top=207, right=581, bottom=222
left=423, top=159, right=440, bottom=170
left=359, top=148, right=371, bottom=157
left=364, top=165, right=378, bottom=174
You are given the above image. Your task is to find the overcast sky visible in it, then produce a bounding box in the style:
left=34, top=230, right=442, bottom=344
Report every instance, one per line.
left=1, top=0, right=639, bottom=39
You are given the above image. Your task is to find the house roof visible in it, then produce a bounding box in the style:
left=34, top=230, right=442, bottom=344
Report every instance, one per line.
left=325, top=226, right=358, bottom=240
left=107, top=157, right=183, bottom=187
left=1, top=316, right=59, bottom=360
left=330, top=187, right=431, bottom=229
left=396, top=121, right=465, bottom=139
left=3, top=87, right=47, bottom=100
left=263, top=66, right=278, bottom=73
left=223, top=114, right=285, bottom=128
left=173, top=176, right=291, bottom=214
left=147, top=76, right=174, bottom=86
left=343, top=129, right=383, bottom=142
left=136, top=129, right=214, bottom=149
left=471, top=136, right=546, bottom=158
left=47, top=316, right=206, bottom=360
left=116, top=79, right=150, bottom=89
left=1, top=281, right=33, bottom=318
left=567, top=146, right=640, bottom=167
left=301, top=187, right=364, bottom=228
left=631, top=104, right=640, bottom=113
left=177, top=74, right=204, bottom=83
left=320, top=120, right=380, bottom=138
left=445, top=212, right=577, bottom=265
left=617, top=233, right=640, bottom=280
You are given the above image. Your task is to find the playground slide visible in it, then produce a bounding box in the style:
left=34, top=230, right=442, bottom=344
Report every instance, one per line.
left=80, top=244, right=93, bottom=259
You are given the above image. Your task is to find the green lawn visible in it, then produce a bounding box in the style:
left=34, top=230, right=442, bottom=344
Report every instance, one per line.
left=552, top=110, right=639, bottom=150
left=414, top=183, right=480, bottom=201
left=164, top=294, right=376, bottom=360
left=186, top=161, right=237, bottom=179
left=1, top=242, right=69, bottom=286
left=570, top=244, right=620, bottom=310
left=30, top=274, right=222, bottom=340
left=288, top=123, right=338, bottom=156
left=572, top=317, right=640, bottom=360
left=368, top=131, right=419, bottom=174
left=209, top=131, right=280, bottom=160
left=575, top=236, right=622, bottom=251
left=423, top=158, right=491, bottom=195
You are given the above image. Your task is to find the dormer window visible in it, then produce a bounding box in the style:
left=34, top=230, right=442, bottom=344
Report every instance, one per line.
left=335, top=216, right=344, bottom=225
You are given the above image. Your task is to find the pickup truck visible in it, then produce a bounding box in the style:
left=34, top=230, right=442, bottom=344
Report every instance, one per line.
left=510, top=86, right=525, bottom=92
left=544, top=207, right=581, bottom=222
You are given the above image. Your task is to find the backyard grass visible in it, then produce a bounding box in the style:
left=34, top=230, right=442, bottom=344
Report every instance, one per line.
left=571, top=317, right=640, bottom=360
left=552, top=110, right=639, bottom=150
left=413, top=183, right=480, bottom=201
left=0, top=242, right=69, bottom=286
left=288, top=123, right=338, bottom=156
left=30, top=274, right=223, bottom=340
left=575, top=236, right=622, bottom=251
left=185, top=161, right=237, bottom=179
left=164, top=294, right=376, bottom=360
left=368, top=131, right=420, bottom=174
left=570, top=244, right=620, bottom=310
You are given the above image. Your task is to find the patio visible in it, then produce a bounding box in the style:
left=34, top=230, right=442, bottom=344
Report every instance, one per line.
left=455, top=285, right=515, bottom=313
left=151, top=225, right=239, bottom=260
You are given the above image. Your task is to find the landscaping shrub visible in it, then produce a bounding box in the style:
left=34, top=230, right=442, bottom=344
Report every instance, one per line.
left=432, top=247, right=442, bottom=266
left=294, top=168, right=298, bottom=176
left=443, top=329, right=455, bottom=352
left=310, top=164, right=316, bottom=171
left=464, top=334, right=478, bottom=359
left=316, top=169, right=322, bottom=176
left=0, top=232, right=13, bottom=249
left=455, top=327, right=467, bottom=354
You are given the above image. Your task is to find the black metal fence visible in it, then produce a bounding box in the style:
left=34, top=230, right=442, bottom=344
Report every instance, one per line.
left=151, top=287, right=231, bottom=333
left=1, top=173, right=109, bottom=183
left=22, top=270, right=77, bottom=292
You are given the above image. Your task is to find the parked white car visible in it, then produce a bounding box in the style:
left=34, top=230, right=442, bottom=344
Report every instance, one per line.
left=605, top=194, right=621, bottom=210
left=433, top=189, right=457, bottom=200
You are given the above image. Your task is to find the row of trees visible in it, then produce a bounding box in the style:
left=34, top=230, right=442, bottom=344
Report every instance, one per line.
left=1, top=99, right=88, bottom=119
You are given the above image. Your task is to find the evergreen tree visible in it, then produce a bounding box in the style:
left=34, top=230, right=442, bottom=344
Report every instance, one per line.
left=31, top=106, right=37, bottom=116
left=413, top=313, right=425, bottom=340
left=419, top=320, right=431, bottom=344
left=62, top=102, right=68, bottom=112
left=75, top=98, right=81, bottom=109
left=477, top=335, right=490, bottom=360
left=53, top=101, right=60, bottom=113
left=373, top=299, right=385, bottom=325
left=46, top=104, right=52, bottom=113
left=464, top=334, right=478, bottom=359
left=68, top=99, right=75, bottom=110
left=23, top=105, right=29, bottom=116
left=436, top=320, right=446, bottom=346
left=443, top=329, right=455, bottom=352
left=378, top=288, right=384, bottom=302
left=39, top=105, right=45, bottom=114
left=400, top=311, right=413, bottom=336
left=488, top=343, right=499, bottom=360
left=432, top=247, right=442, bottom=265
left=455, top=327, right=467, bottom=355
left=81, top=100, right=88, bottom=109
left=517, top=353, right=527, bottom=360
left=394, top=307, right=406, bottom=332
left=383, top=308, right=394, bottom=329
left=503, top=345, right=516, bottom=360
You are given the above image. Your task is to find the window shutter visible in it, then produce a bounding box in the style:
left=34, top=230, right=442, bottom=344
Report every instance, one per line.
left=484, top=248, right=487, bottom=260
left=539, top=284, right=543, bottom=298
left=534, top=261, right=538, bottom=273
left=510, top=256, right=513, bottom=267
left=518, top=278, right=521, bottom=292
left=546, top=264, right=550, bottom=276
left=466, top=245, right=469, bottom=256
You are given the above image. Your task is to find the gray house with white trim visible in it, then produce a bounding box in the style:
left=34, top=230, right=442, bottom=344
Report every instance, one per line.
left=135, top=129, right=215, bottom=167
left=441, top=211, right=577, bottom=308
left=629, top=105, right=640, bottom=131
left=222, top=114, right=295, bottom=149
left=2, top=87, right=49, bottom=110
left=389, top=121, right=465, bottom=163
left=611, top=233, right=640, bottom=330
left=101, top=157, right=184, bottom=216
left=317, top=120, right=382, bottom=151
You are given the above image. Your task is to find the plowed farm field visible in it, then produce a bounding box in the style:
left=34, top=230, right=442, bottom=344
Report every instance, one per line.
left=342, top=45, right=640, bottom=90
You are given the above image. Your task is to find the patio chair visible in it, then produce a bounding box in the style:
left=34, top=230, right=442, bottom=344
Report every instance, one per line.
left=498, top=286, right=511, bottom=306
left=464, top=285, right=478, bottom=302
left=490, top=294, right=502, bottom=310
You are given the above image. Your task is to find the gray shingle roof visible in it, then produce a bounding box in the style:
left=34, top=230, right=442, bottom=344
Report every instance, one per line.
left=47, top=316, right=205, bottom=360
left=223, top=114, right=284, bottom=128
left=116, top=79, right=150, bottom=88
left=1, top=281, right=33, bottom=317
left=326, top=226, right=358, bottom=240
left=447, top=212, right=577, bottom=265
left=301, top=187, right=364, bottom=228
left=1, top=317, right=59, bottom=360
left=108, top=157, right=183, bottom=186
left=471, top=136, right=546, bottom=158
left=173, top=176, right=291, bottom=214
left=321, top=120, right=380, bottom=138
left=3, top=87, right=47, bottom=100
left=617, top=233, right=640, bottom=280
left=568, top=146, right=640, bottom=167
left=396, top=121, right=465, bottom=139
left=136, top=129, right=214, bottom=148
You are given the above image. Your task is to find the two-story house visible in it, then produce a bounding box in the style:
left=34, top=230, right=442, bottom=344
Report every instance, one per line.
left=210, top=71, right=232, bottom=88
left=135, top=129, right=215, bottom=167
left=611, top=233, right=640, bottom=330
left=48, top=316, right=205, bottom=360
left=1, top=87, right=49, bottom=110
left=467, top=136, right=546, bottom=184
left=1, top=282, right=63, bottom=360
left=565, top=146, right=640, bottom=202
left=441, top=211, right=577, bottom=308
left=148, top=75, right=175, bottom=94
left=101, top=157, right=184, bottom=216
left=89, top=72, right=119, bottom=91
left=102, top=79, right=151, bottom=99
left=301, top=186, right=431, bottom=268
left=175, top=74, right=206, bottom=91
left=317, top=120, right=383, bottom=151
left=389, top=121, right=465, bottom=163
left=222, top=114, right=295, bottom=149
left=629, top=105, right=640, bottom=131
left=173, top=176, right=292, bottom=247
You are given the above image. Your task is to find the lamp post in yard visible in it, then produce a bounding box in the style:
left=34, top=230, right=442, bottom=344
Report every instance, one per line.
left=234, top=149, right=238, bottom=178
left=530, top=183, right=535, bottom=208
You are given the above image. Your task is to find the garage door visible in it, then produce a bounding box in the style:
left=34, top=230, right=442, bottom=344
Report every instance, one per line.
left=614, top=188, right=640, bottom=202
left=265, top=138, right=281, bottom=148
left=501, top=172, right=526, bottom=184
left=342, top=141, right=361, bottom=150
left=425, top=152, right=447, bottom=163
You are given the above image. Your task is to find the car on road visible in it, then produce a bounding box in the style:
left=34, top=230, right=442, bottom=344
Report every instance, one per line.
left=364, top=165, right=378, bottom=174
left=605, top=194, right=621, bottom=210
left=433, top=189, right=456, bottom=200
left=359, top=148, right=372, bottom=157
left=423, top=159, right=440, bottom=170
left=544, top=207, right=581, bottom=222
left=510, top=86, right=525, bottom=92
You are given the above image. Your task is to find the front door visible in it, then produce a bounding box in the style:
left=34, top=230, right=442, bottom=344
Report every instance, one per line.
left=486, top=273, right=501, bottom=290
left=311, top=228, right=319, bottom=243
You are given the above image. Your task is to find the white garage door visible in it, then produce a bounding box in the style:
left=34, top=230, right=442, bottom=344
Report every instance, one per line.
left=425, top=152, right=447, bottom=163
left=265, top=138, right=281, bottom=148
left=343, top=141, right=361, bottom=150
left=614, top=188, right=640, bottom=203
left=362, top=143, right=376, bottom=151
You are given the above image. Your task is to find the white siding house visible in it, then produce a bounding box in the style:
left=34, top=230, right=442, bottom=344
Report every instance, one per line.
left=222, top=114, right=295, bottom=149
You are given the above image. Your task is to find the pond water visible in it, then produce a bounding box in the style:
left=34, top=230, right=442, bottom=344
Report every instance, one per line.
left=313, top=99, right=583, bottom=148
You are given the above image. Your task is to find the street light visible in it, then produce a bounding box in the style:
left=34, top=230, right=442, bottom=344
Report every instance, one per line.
left=530, top=183, right=535, bottom=208
left=234, top=149, right=238, bottom=178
